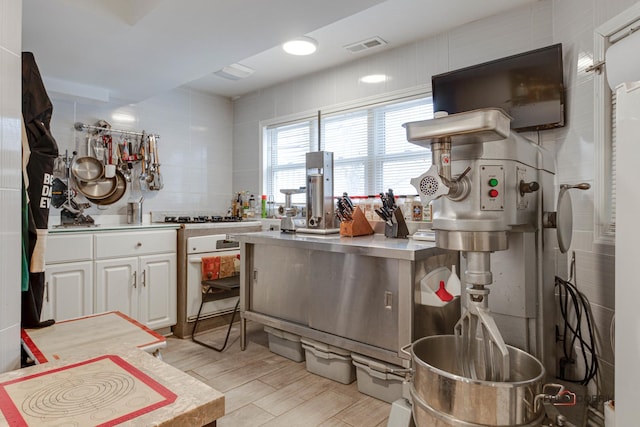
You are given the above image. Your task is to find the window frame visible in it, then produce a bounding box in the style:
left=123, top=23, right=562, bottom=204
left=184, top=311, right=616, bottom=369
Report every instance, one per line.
left=593, top=4, right=640, bottom=246
left=260, top=85, right=432, bottom=203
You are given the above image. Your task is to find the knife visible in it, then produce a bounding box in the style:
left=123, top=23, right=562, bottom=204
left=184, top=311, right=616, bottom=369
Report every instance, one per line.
left=379, top=192, right=388, bottom=209
left=343, top=192, right=354, bottom=211
left=374, top=208, right=388, bottom=222
left=387, top=189, right=395, bottom=208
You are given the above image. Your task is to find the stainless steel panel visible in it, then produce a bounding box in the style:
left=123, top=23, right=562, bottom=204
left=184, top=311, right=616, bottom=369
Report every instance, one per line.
left=309, top=252, right=399, bottom=351
left=251, top=244, right=310, bottom=324
left=237, top=232, right=457, bottom=365
left=479, top=165, right=505, bottom=211
left=486, top=232, right=537, bottom=318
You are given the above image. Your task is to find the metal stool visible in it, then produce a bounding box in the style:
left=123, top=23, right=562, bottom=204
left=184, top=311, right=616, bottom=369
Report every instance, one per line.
left=191, top=275, right=240, bottom=352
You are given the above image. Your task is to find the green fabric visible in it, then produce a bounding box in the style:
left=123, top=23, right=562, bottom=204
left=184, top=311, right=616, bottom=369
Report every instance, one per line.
left=21, top=177, right=29, bottom=292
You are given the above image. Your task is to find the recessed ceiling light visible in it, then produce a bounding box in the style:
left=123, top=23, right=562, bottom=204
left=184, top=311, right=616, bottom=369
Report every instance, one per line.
left=360, top=74, right=387, bottom=84
left=111, top=112, right=136, bottom=122
left=283, top=37, right=318, bottom=56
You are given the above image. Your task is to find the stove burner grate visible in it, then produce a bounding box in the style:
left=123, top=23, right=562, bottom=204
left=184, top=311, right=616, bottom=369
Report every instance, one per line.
left=163, top=215, right=243, bottom=224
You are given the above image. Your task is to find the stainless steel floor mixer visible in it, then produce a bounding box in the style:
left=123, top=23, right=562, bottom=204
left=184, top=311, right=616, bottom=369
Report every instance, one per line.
left=404, top=108, right=554, bottom=384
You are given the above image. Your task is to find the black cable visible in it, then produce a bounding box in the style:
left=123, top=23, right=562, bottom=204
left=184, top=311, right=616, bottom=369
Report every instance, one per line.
left=555, top=274, right=599, bottom=385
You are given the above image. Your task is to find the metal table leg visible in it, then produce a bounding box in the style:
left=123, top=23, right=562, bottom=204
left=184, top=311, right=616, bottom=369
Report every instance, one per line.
left=240, top=316, right=246, bottom=350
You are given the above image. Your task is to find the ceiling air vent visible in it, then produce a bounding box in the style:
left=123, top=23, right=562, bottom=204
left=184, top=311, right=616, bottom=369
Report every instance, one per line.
left=344, top=37, right=387, bottom=54
left=214, top=63, right=255, bottom=81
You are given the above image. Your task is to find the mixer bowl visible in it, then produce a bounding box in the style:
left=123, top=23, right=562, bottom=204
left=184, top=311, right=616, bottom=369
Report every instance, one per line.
left=410, top=335, right=545, bottom=426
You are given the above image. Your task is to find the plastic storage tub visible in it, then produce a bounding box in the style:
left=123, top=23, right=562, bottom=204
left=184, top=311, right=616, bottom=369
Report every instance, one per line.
left=351, top=353, right=406, bottom=403
left=300, top=337, right=355, bottom=384
left=264, top=326, right=305, bottom=362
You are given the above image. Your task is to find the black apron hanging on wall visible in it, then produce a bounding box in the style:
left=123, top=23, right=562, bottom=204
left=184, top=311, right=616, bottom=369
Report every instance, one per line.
left=21, top=52, right=58, bottom=328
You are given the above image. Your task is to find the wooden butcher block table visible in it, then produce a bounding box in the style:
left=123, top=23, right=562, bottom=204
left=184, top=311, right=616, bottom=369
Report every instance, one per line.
left=21, top=311, right=167, bottom=364
left=0, top=345, right=224, bottom=426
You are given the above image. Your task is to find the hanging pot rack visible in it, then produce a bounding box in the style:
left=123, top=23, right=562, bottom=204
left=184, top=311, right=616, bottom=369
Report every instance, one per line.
left=74, top=121, right=160, bottom=139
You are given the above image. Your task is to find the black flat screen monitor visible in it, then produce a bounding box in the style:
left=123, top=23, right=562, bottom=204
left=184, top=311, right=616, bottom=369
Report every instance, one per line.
left=432, top=44, right=565, bottom=131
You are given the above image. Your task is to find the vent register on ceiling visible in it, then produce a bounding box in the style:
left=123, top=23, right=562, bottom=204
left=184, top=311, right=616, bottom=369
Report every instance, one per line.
left=51, top=120, right=163, bottom=226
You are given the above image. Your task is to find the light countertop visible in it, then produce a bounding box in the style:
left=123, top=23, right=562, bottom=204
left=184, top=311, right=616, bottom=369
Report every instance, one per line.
left=49, top=223, right=181, bottom=233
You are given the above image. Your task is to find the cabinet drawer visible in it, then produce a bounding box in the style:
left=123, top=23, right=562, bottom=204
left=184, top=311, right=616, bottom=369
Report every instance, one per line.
left=95, top=230, right=176, bottom=258
left=45, top=233, right=93, bottom=263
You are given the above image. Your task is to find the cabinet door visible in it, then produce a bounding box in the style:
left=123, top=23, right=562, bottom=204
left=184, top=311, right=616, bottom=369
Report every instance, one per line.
left=42, top=261, right=93, bottom=322
left=252, top=244, right=310, bottom=324
left=95, top=258, right=138, bottom=319
left=139, top=253, right=176, bottom=329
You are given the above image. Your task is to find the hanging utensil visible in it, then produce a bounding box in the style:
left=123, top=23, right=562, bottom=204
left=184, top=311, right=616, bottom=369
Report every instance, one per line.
left=149, top=135, right=163, bottom=190
left=139, top=143, right=148, bottom=191
left=145, top=134, right=155, bottom=184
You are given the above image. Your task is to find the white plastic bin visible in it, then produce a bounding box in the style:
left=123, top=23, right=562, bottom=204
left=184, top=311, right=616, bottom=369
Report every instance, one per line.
left=351, top=353, right=406, bottom=403
left=300, top=337, right=355, bottom=384
left=264, top=326, right=305, bottom=362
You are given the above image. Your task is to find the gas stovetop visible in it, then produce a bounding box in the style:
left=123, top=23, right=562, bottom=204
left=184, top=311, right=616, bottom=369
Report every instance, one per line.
left=163, top=215, right=244, bottom=224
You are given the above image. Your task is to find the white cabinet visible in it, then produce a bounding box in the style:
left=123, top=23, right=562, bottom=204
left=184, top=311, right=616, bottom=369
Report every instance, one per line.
left=45, top=228, right=177, bottom=330
left=139, top=254, right=177, bottom=330
left=43, top=233, right=94, bottom=322
left=42, top=261, right=93, bottom=321
left=95, top=230, right=177, bottom=329
left=95, top=258, right=138, bottom=318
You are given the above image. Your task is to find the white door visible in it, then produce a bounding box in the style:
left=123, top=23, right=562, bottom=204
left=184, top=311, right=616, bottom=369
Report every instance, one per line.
left=139, top=253, right=177, bottom=329
left=42, top=261, right=93, bottom=322
left=615, top=81, right=640, bottom=420
left=95, top=258, right=138, bottom=319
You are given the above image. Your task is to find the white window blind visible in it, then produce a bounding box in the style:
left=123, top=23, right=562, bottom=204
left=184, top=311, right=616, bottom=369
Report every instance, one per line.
left=266, top=121, right=314, bottom=205
left=610, top=91, right=617, bottom=232
left=264, top=96, right=433, bottom=203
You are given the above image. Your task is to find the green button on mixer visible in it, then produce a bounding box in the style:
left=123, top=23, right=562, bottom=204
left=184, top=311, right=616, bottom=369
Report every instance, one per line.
left=488, top=178, right=499, bottom=187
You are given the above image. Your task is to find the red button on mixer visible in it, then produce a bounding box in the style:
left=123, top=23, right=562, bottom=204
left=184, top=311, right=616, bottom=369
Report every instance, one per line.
left=489, top=189, right=499, bottom=198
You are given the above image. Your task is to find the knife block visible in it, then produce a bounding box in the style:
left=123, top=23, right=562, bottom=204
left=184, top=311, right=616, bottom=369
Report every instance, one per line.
left=340, top=207, right=374, bottom=237
left=384, top=207, right=409, bottom=239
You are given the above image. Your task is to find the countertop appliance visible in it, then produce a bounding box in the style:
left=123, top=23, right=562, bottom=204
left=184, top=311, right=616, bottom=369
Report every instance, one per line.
left=297, top=151, right=339, bottom=234
left=279, top=187, right=306, bottom=232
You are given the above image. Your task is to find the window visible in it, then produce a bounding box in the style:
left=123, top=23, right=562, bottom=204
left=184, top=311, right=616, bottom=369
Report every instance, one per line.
left=593, top=5, right=640, bottom=243
left=264, top=95, right=433, bottom=204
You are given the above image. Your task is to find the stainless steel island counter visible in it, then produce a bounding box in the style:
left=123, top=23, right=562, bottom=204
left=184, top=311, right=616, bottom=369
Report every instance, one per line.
left=234, top=231, right=458, bottom=367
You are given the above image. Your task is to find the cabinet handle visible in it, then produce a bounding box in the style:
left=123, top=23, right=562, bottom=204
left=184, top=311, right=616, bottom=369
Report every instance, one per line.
left=142, top=270, right=146, bottom=287
left=45, top=281, right=49, bottom=303
left=133, top=272, right=137, bottom=289
left=136, top=242, right=142, bottom=247
left=384, top=291, right=392, bottom=310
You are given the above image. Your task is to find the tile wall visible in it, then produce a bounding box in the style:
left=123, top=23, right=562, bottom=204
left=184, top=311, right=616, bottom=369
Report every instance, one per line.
left=0, top=0, right=22, bottom=373
left=233, top=0, right=633, bottom=403
left=47, top=88, right=234, bottom=223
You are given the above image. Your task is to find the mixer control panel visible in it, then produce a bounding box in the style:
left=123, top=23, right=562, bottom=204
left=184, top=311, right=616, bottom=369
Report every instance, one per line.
left=480, top=165, right=504, bottom=210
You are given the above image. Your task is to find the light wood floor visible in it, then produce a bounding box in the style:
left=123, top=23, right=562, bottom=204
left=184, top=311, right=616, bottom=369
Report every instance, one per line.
left=162, top=321, right=391, bottom=427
